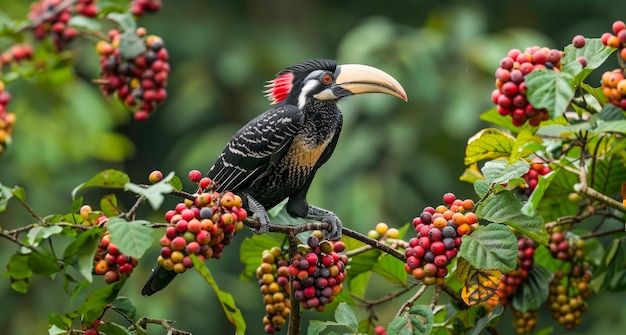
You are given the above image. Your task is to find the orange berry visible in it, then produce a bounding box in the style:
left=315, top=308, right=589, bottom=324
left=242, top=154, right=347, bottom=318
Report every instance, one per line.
left=433, top=217, right=448, bottom=229
left=375, top=222, right=389, bottom=235
left=617, top=79, right=626, bottom=95
left=465, top=212, right=478, bottom=224
left=457, top=223, right=472, bottom=236
left=452, top=212, right=466, bottom=225
left=609, top=71, right=624, bottom=87
left=607, top=35, right=621, bottom=48
left=435, top=205, right=447, bottom=213
left=443, top=210, right=454, bottom=220
left=94, top=260, right=108, bottom=275
left=602, top=71, right=613, bottom=86
left=462, top=199, right=475, bottom=210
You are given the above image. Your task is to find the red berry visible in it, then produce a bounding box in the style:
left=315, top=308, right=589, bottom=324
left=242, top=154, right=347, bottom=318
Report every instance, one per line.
left=613, top=20, right=626, bottom=35
left=442, top=192, right=456, bottom=205
left=572, top=35, right=586, bottom=48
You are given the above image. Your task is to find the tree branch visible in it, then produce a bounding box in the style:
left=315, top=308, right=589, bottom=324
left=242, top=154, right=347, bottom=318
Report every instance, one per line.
left=396, top=284, right=428, bottom=316
left=133, top=317, right=191, bottom=335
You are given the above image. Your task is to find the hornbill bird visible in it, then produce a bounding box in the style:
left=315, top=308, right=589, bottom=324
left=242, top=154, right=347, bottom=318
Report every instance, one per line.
left=142, top=59, right=407, bottom=296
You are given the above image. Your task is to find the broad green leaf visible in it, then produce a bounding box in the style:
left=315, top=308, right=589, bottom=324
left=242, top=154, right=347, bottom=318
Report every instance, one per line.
left=535, top=164, right=579, bottom=222
left=388, top=304, right=434, bottom=335
left=307, top=320, right=335, bottom=335
left=106, top=12, right=136, bottom=31
left=562, top=38, right=615, bottom=70
left=111, top=296, right=137, bottom=320
left=371, top=253, right=407, bottom=285
left=479, top=107, right=522, bottom=133
left=68, top=15, right=101, bottom=31
left=459, top=224, right=518, bottom=272
left=48, top=313, right=71, bottom=330
left=72, top=170, right=130, bottom=199
left=522, top=169, right=557, bottom=217
left=119, top=29, right=146, bottom=60
left=168, top=175, right=184, bottom=192
left=77, top=277, right=127, bottom=324
left=0, top=183, right=13, bottom=212
left=478, top=191, right=548, bottom=245
left=481, top=159, right=530, bottom=185
left=593, top=120, right=626, bottom=135
left=334, top=303, right=359, bottom=331
left=512, top=265, right=552, bottom=312
left=596, top=104, right=626, bottom=121
left=70, top=196, right=83, bottom=214
left=591, top=238, right=626, bottom=291
left=347, top=272, right=370, bottom=298
left=97, top=322, right=133, bottom=335
left=588, top=154, right=626, bottom=196
left=465, top=128, right=515, bottom=165
left=107, top=218, right=153, bottom=259
left=63, top=227, right=105, bottom=283
left=124, top=172, right=175, bottom=210
left=473, top=179, right=489, bottom=198
left=21, top=225, right=63, bottom=254
left=28, top=247, right=61, bottom=275
left=468, top=304, right=504, bottom=335
left=239, top=233, right=285, bottom=281
left=460, top=163, right=484, bottom=184
left=192, top=255, right=245, bottom=334
left=100, top=194, right=121, bottom=217
left=509, top=129, right=542, bottom=164
left=48, top=325, right=67, bottom=335
left=580, top=83, right=607, bottom=107
left=4, top=253, right=32, bottom=293
left=525, top=63, right=580, bottom=119
left=457, top=258, right=501, bottom=306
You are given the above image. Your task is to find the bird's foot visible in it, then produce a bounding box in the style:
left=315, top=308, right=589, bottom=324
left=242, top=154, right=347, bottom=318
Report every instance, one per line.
left=306, top=205, right=343, bottom=240
left=246, top=195, right=270, bottom=234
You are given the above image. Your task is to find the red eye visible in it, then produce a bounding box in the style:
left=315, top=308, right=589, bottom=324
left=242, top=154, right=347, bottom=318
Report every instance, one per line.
left=321, top=74, right=332, bottom=84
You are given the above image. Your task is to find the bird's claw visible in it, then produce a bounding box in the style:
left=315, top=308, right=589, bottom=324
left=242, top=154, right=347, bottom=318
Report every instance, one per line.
left=246, top=195, right=270, bottom=234
left=306, top=205, right=343, bottom=241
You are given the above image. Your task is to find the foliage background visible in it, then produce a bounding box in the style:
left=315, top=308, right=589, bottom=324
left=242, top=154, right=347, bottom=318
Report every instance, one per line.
left=1, top=0, right=626, bottom=334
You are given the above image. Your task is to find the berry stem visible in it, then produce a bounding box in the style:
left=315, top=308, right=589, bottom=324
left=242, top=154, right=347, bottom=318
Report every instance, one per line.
left=132, top=317, right=191, bottom=335
left=395, top=284, right=428, bottom=317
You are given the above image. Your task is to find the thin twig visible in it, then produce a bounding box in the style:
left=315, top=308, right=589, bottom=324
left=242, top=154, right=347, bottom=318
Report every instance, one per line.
left=352, top=281, right=421, bottom=309
left=396, top=284, right=428, bottom=316
left=429, top=285, right=441, bottom=310
left=133, top=317, right=192, bottom=335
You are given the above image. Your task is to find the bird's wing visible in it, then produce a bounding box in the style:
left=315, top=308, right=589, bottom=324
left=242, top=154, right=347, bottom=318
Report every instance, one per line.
left=207, top=104, right=304, bottom=192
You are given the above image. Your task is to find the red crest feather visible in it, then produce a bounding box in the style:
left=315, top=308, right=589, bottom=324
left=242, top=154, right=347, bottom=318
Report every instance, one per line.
left=264, top=72, right=294, bottom=104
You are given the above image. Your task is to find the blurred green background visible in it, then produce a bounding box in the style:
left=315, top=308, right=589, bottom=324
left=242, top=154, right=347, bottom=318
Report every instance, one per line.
left=1, top=1, right=626, bottom=334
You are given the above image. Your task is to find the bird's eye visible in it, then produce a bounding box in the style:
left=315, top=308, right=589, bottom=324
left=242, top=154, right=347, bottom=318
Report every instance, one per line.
left=321, top=74, right=333, bottom=84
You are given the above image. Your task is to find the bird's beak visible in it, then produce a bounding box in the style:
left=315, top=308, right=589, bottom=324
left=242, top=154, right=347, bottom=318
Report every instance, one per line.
left=333, top=64, right=408, bottom=101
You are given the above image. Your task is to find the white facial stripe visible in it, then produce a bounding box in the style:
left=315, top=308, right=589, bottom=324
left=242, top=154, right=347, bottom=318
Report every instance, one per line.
left=313, top=88, right=338, bottom=101
left=298, top=78, right=321, bottom=109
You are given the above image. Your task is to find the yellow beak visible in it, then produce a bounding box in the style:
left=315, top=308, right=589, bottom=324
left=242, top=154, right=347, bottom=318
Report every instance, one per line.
left=333, top=64, right=408, bottom=101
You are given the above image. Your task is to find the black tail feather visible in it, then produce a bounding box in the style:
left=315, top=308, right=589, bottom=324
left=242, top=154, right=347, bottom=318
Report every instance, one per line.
left=141, top=265, right=177, bottom=296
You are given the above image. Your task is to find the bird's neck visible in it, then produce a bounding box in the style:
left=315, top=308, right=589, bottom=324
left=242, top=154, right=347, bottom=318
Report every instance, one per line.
left=301, top=100, right=342, bottom=142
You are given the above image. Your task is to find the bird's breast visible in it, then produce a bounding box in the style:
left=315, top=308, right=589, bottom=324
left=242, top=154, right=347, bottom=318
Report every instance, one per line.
left=284, top=135, right=332, bottom=172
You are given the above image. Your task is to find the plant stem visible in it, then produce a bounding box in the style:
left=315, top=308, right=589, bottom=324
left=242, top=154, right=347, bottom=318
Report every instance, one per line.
left=396, top=284, right=428, bottom=317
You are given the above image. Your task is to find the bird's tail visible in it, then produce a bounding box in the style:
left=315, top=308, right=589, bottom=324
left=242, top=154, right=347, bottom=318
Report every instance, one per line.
left=141, top=265, right=177, bottom=296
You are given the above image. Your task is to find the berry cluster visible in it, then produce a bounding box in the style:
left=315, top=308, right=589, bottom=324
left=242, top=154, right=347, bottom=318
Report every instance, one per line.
left=491, top=47, right=565, bottom=126
left=547, top=267, right=591, bottom=329
left=548, top=229, right=585, bottom=261
left=520, top=158, right=551, bottom=196
left=0, top=84, right=15, bottom=156
left=601, top=20, right=626, bottom=62
left=256, top=247, right=291, bottom=334
left=367, top=222, right=400, bottom=241
left=495, top=237, right=537, bottom=306
left=406, top=193, right=476, bottom=285
left=512, top=308, right=537, bottom=335
left=28, top=0, right=98, bottom=51
left=289, top=232, right=347, bottom=311
left=94, top=233, right=139, bottom=284
left=600, top=69, right=626, bottom=109
left=84, top=320, right=103, bottom=335
left=131, top=0, right=163, bottom=17
left=156, top=170, right=245, bottom=274
left=97, top=28, right=170, bottom=121
left=0, top=44, right=34, bottom=66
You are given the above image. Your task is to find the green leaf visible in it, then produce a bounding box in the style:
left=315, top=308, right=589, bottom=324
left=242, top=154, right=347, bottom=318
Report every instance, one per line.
left=509, top=129, right=543, bottom=164
left=481, top=159, right=530, bottom=185
left=12, top=186, right=26, bottom=202
left=580, top=83, right=607, bottom=106
left=334, top=303, right=359, bottom=331
left=97, top=322, right=133, bottom=335
left=4, top=253, right=32, bottom=293
left=72, top=170, right=130, bottom=199
left=192, top=255, right=246, bottom=334
left=347, top=272, right=370, bottom=298
left=459, top=224, right=518, bottom=272
left=307, top=320, right=333, bottom=335
left=168, top=175, right=184, bottom=192
left=48, top=313, right=71, bottom=330
left=0, top=183, right=14, bottom=212
left=63, top=227, right=105, bottom=283
left=28, top=248, right=61, bottom=275
left=100, top=194, right=121, bottom=217
left=596, top=104, right=626, bottom=121
left=77, top=277, right=127, bottom=324
left=521, top=169, right=557, bottom=217
left=21, top=225, right=63, bottom=253
left=48, top=324, right=68, bottom=335
left=534, top=164, right=580, bottom=222
left=465, top=128, right=515, bottom=165
left=371, top=253, right=407, bottom=285
left=479, top=107, right=522, bottom=133
left=512, top=265, right=552, bottom=312
left=478, top=191, right=548, bottom=246
left=593, top=120, right=626, bottom=135
left=473, top=179, right=489, bottom=198
left=239, top=233, right=285, bottom=281
left=106, top=12, right=136, bottom=31
left=562, top=38, right=615, bottom=70
left=468, top=304, right=504, bottom=335
left=111, top=296, right=137, bottom=320
left=68, top=15, right=101, bottom=31
left=119, top=29, right=146, bottom=60
left=388, top=305, right=434, bottom=335
left=342, top=236, right=382, bottom=276
left=107, top=218, right=153, bottom=259
left=124, top=172, right=174, bottom=210
left=589, top=154, right=626, bottom=196
left=525, top=64, right=579, bottom=119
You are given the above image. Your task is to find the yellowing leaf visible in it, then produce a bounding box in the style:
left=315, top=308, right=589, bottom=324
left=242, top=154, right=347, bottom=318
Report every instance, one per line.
left=465, top=128, right=514, bottom=165
left=458, top=258, right=501, bottom=306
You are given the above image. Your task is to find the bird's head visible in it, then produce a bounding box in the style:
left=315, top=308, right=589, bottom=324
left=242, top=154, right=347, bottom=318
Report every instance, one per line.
left=265, top=59, right=407, bottom=109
